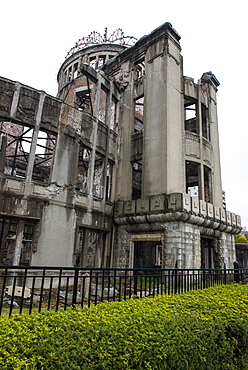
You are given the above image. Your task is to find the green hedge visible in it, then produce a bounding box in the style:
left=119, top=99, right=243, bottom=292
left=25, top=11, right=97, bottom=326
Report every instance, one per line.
left=1, top=284, right=248, bottom=369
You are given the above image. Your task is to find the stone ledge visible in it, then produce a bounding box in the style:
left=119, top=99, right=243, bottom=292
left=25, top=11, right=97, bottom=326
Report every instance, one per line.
left=114, top=192, right=241, bottom=233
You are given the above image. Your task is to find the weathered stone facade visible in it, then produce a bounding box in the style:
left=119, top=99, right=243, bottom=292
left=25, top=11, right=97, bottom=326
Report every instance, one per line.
left=0, top=23, right=240, bottom=269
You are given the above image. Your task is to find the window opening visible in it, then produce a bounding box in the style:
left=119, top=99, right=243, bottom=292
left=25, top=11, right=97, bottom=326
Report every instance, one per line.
left=73, top=63, right=78, bottom=79
left=135, top=60, right=145, bottom=78
left=0, top=122, right=56, bottom=182
left=134, top=96, right=144, bottom=132
left=89, top=56, right=96, bottom=69
left=134, top=241, right=161, bottom=270
left=132, top=160, right=142, bottom=200
left=87, top=230, right=100, bottom=267
left=202, top=104, right=210, bottom=140
left=97, top=55, right=106, bottom=69
left=106, top=161, right=113, bottom=202
left=75, top=77, right=94, bottom=115
left=74, top=227, right=84, bottom=267
left=155, top=244, right=162, bottom=267
left=110, top=96, right=118, bottom=132
left=0, top=219, right=34, bottom=266
left=186, top=161, right=200, bottom=197
left=32, top=130, right=56, bottom=182
left=184, top=98, right=198, bottom=133
left=99, top=86, right=107, bottom=123
left=204, top=166, right=212, bottom=203
left=76, top=147, right=91, bottom=194
left=201, top=237, right=214, bottom=269
left=68, top=66, right=72, bottom=81
left=93, top=154, right=104, bottom=198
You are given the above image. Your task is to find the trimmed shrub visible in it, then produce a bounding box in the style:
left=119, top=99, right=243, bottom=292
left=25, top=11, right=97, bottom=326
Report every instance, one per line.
left=0, top=284, right=248, bottom=369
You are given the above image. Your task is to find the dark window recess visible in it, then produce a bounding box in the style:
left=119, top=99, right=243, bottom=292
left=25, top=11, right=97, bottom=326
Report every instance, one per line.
left=76, top=91, right=92, bottom=112
left=97, top=55, right=106, bottom=68
left=76, top=147, right=91, bottom=194
left=134, top=96, right=144, bottom=132
left=186, top=161, right=200, bottom=197
left=204, top=166, right=212, bottom=203
left=134, top=241, right=162, bottom=270
left=184, top=99, right=198, bottom=134
left=201, top=237, right=214, bottom=269
left=202, top=104, right=210, bottom=140
left=0, top=122, right=56, bottom=183
left=132, top=160, right=142, bottom=200
left=89, top=56, right=96, bottom=68
left=135, top=60, right=145, bottom=78
left=0, top=219, right=34, bottom=266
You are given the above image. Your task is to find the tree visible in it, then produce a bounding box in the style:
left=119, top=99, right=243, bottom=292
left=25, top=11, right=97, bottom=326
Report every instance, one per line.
left=235, top=233, right=248, bottom=243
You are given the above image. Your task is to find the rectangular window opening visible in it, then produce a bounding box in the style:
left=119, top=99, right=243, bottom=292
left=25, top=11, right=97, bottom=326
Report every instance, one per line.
left=135, top=59, right=145, bottom=78
left=0, top=219, right=35, bottom=266
left=184, top=98, right=198, bottom=134
left=76, top=147, right=91, bottom=194
left=134, top=96, right=144, bottom=132
left=202, top=104, right=210, bottom=140
left=132, top=160, right=142, bottom=200
left=93, top=153, right=104, bottom=198
left=99, top=86, right=107, bottom=124
left=204, top=165, right=212, bottom=203
left=110, top=96, right=118, bottom=132
left=0, top=122, right=56, bottom=182
left=186, top=161, right=200, bottom=197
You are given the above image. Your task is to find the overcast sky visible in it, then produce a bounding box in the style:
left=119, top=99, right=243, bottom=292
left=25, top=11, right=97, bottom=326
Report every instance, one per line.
left=1, top=0, right=247, bottom=228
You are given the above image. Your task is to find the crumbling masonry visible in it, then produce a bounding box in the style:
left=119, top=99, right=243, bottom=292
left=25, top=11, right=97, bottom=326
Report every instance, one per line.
left=0, top=23, right=241, bottom=269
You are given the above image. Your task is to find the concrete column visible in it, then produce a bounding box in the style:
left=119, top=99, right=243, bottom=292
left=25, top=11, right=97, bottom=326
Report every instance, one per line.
left=10, top=83, right=21, bottom=118
left=87, top=75, right=102, bottom=207
left=102, top=88, right=112, bottom=202
left=24, top=91, right=45, bottom=196
left=12, top=220, right=25, bottom=266
left=209, top=84, right=223, bottom=207
left=115, top=62, right=134, bottom=200
left=0, top=136, right=7, bottom=178
left=143, top=34, right=183, bottom=196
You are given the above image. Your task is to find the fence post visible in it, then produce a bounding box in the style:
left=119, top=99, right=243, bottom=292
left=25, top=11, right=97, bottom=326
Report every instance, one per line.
left=234, top=261, right=241, bottom=283
left=133, top=269, right=138, bottom=296
left=203, top=268, right=206, bottom=289
left=224, top=263, right=227, bottom=285
left=174, top=261, right=178, bottom=294
left=72, top=268, right=79, bottom=306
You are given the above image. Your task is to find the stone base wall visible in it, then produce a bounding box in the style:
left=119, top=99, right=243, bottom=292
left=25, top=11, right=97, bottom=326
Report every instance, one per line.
left=113, top=221, right=236, bottom=270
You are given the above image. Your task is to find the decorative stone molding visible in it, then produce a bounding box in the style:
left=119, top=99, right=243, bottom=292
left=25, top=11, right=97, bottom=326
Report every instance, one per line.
left=114, top=192, right=241, bottom=234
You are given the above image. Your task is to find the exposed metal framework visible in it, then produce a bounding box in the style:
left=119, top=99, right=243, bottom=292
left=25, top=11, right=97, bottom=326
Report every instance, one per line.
left=0, top=123, right=56, bottom=182
left=66, top=28, right=138, bottom=57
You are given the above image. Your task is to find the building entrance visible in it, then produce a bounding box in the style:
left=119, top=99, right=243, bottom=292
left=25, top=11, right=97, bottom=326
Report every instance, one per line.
left=133, top=241, right=162, bottom=269
left=201, top=237, right=214, bottom=268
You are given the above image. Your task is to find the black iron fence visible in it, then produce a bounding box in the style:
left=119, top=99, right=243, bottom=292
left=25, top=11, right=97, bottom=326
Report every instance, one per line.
left=0, top=265, right=247, bottom=317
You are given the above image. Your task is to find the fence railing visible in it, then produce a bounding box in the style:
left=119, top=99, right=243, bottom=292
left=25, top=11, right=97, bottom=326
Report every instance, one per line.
left=0, top=265, right=246, bottom=317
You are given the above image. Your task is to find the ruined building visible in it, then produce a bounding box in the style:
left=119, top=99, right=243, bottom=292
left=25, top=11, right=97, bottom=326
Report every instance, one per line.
left=0, top=23, right=241, bottom=269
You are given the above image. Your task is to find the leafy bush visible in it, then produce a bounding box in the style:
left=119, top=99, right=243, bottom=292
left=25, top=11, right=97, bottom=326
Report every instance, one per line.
left=1, top=284, right=248, bottom=369
left=235, top=233, right=248, bottom=243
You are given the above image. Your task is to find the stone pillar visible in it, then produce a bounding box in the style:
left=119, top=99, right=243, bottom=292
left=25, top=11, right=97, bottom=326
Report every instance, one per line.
left=200, top=73, right=223, bottom=207
left=115, top=62, right=134, bottom=200
left=12, top=220, right=25, bottom=266
left=24, top=91, right=46, bottom=196
left=86, top=75, right=102, bottom=208
left=143, top=31, right=183, bottom=196
left=102, top=85, right=112, bottom=202
left=0, top=136, right=7, bottom=188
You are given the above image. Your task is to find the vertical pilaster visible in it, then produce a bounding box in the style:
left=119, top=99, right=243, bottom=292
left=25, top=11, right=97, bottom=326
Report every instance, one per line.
left=12, top=220, right=25, bottom=266
left=24, top=91, right=45, bottom=196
